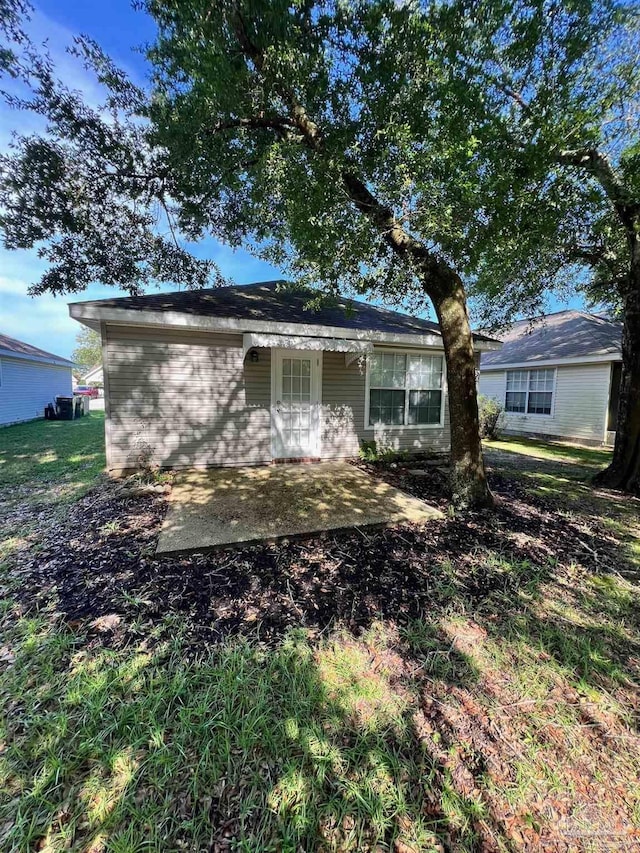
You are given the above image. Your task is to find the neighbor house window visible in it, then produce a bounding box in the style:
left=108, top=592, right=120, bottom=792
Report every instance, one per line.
left=505, top=368, right=555, bottom=415
left=368, top=352, right=443, bottom=427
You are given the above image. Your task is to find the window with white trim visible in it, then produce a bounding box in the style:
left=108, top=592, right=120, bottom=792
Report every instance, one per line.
left=505, top=368, right=555, bottom=415
left=368, top=352, right=443, bottom=426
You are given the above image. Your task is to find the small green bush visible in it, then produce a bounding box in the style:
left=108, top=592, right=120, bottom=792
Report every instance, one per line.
left=359, top=439, right=409, bottom=464
left=478, top=394, right=506, bottom=439
left=359, top=439, right=379, bottom=461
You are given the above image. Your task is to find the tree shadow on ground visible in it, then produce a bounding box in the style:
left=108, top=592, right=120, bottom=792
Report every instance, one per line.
left=2, top=614, right=509, bottom=852
left=4, top=452, right=640, bottom=850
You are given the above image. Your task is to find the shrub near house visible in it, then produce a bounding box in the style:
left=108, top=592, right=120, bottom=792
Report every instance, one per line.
left=478, top=395, right=505, bottom=440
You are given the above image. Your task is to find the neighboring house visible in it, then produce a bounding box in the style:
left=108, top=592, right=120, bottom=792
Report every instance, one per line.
left=479, top=310, right=622, bottom=446
left=69, top=280, right=500, bottom=473
left=83, top=363, right=104, bottom=385
left=0, top=333, right=74, bottom=427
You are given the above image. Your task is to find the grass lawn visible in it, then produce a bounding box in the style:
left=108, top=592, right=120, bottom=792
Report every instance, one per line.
left=0, top=411, right=105, bottom=492
left=1, top=422, right=639, bottom=851
left=0, top=413, right=106, bottom=564
left=485, top=436, right=640, bottom=568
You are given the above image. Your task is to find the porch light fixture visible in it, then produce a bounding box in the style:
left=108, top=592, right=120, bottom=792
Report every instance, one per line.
left=249, top=349, right=259, bottom=363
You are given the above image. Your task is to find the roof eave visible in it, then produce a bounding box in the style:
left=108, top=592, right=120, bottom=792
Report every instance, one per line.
left=70, top=303, right=500, bottom=350
left=480, top=351, right=621, bottom=370
left=0, top=347, right=73, bottom=368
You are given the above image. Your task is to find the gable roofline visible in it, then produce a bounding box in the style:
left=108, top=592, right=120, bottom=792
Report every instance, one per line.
left=480, top=352, right=621, bottom=371
left=69, top=281, right=502, bottom=350
left=0, top=332, right=73, bottom=368
left=480, top=309, right=621, bottom=367
left=83, top=363, right=103, bottom=381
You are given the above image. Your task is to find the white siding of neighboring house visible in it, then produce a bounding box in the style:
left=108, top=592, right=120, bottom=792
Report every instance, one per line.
left=103, top=324, right=452, bottom=472
left=0, top=356, right=73, bottom=426
left=479, top=361, right=613, bottom=444
left=83, top=365, right=104, bottom=384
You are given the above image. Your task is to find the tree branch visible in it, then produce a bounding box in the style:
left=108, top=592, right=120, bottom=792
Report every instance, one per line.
left=228, top=7, right=451, bottom=294
left=491, top=75, right=639, bottom=227
left=210, top=115, right=295, bottom=136
left=497, top=81, right=531, bottom=113
left=555, top=147, right=638, bottom=221
left=565, top=241, right=621, bottom=270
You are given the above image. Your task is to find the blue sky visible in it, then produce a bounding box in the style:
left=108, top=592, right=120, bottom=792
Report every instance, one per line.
left=0, top=0, right=587, bottom=360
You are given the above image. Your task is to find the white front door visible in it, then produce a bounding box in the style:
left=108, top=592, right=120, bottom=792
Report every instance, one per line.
left=272, top=349, right=322, bottom=458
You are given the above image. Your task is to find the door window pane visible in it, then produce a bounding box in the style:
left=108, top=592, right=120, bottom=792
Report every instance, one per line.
left=279, top=356, right=314, bottom=452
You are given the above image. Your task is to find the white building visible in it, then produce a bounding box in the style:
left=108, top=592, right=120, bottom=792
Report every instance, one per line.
left=0, top=333, right=74, bottom=426
left=479, top=311, right=622, bottom=446
left=83, top=363, right=104, bottom=385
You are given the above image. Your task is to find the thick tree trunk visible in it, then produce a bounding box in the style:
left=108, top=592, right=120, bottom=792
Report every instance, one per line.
left=594, top=270, right=640, bottom=493
left=338, top=173, right=492, bottom=508
left=430, top=274, right=494, bottom=508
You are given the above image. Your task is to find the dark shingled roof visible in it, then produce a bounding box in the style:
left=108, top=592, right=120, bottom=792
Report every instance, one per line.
left=71, top=280, right=497, bottom=342
left=0, top=332, right=73, bottom=366
left=481, top=310, right=622, bottom=368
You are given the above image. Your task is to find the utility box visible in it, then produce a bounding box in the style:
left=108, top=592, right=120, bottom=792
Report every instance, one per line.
left=56, top=396, right=75, bottom=420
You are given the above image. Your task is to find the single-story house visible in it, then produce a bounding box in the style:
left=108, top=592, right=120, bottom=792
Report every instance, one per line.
left=69, top=280, right=500, bottom=474
left=0, top=333, right=74, bottom=427
left=479, top=310, right=622, bottom=446
left=83, top=363, right=104, bottom=386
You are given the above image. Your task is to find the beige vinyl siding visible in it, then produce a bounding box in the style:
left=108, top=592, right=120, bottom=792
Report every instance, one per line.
left=478, top=372, right=505, bottom=405
left=104, top=325, right=452, bottom=471
left=320, top=351, right=366, bottom=458
left=321, top=349, right=451, bottom=458
left=104, top=325, right=271, bottom=471
left=479, top=362, right=612, bottom=444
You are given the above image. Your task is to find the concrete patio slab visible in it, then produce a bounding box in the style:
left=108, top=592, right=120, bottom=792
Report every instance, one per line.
left=156, top=462, right=442, bottom=554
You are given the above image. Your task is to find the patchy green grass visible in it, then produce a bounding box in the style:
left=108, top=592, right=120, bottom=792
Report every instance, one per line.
left=0, top=618, right=456, bottom=852
left=1, top=594, right=638, bottom=851
left=483, top=435, right=612, bottom=469
left=0, top=413, right=105, bottom=494
left=0, top=413, right=105, bottom=564
left=0, top=427, right=639, bottom=850
left=484, top=435, right=640, bottom=573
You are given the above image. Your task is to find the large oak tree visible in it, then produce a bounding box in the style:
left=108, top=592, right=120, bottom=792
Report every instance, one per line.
left=142, top=0, right=503, bottom=507
left=441, top=0, right=640, bottom=491
left=1, top=0, right=500, bottom=507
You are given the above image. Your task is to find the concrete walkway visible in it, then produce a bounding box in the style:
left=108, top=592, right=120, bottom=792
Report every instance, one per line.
left=156, top=462, right=442, bottom=554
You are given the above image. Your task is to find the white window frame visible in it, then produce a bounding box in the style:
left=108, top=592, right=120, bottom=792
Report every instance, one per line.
left=505, top=367, right=556, bottom=417
left=364, top=349, right=446, bottom=430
